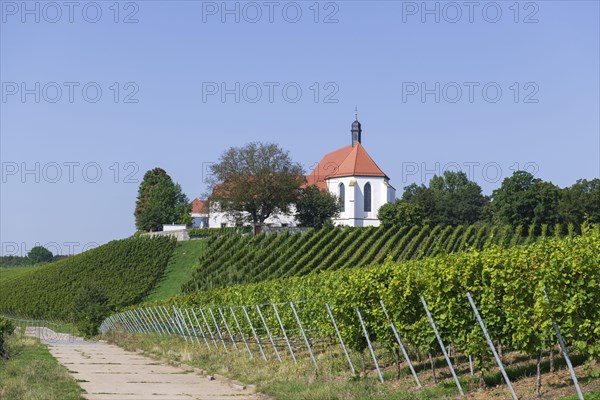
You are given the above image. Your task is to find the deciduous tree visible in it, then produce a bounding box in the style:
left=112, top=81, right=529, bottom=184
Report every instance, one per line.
left=27, top=246, right=53, bottom=264
left=429, top=171, right=487, bottom=225
left=402, top=171, right=487, bottom=226
left=559, top=178, right=600, bottom=226
left=208, top=142, right=304, bottom=226
left=490, top=171, right=561, bottom=227
left=295, top=185, right=340, bottom=228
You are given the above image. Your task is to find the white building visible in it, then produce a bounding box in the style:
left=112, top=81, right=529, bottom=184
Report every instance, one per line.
left=200, top=117, right=395, bottom=228
left=208, top=205, right=298, bottom=228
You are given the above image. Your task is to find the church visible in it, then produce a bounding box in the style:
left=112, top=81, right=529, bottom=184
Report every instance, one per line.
left=303, top=117, right=396, bottom=227
left=199, top=117, right=396, bottom=228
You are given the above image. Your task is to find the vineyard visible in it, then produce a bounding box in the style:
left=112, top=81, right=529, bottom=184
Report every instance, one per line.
left=105, top=225, right=600, bottom=398
left=183, top=223, right=574, bottom=292
left=0, top=236, right=176, bottom=320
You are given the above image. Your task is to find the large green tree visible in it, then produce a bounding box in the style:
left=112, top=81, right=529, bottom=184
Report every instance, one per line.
left=559, top=178, right=600, bottom=226
left=295, top=185, right=340, bottom=228
left=402, top=182, right=436, bottom=217
left=134, top=168, right=191, bottom=232
left=429, top=171, right=487, bottom=225
left=490, top=171, right=561, bottom=227
left=208, top=142, right=304, bottom=226
left=27, top=246, right=53, bottom=264
left=402, top=171, right=487, bottom=226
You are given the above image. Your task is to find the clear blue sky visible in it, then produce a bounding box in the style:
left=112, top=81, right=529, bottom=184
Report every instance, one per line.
left=1, top=0, right=598, bottom=255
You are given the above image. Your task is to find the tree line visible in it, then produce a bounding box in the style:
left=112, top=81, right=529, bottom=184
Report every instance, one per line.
left=133, top=142, right=599, bottom=231
left=379, top=170, right=599, bottom=230
left=0, top=246, right=67, bottom=268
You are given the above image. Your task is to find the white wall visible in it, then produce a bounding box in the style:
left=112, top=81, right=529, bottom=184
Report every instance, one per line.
left=208, top=204, right=298, bottom=228
left=326, top=176, right=395, bottom=227
left=163, top=224, right=187, bottom=232
left=208, top=177, right=396, bottom=228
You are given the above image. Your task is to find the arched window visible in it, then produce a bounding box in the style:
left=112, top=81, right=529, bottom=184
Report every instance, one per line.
left=364, top=182, right=372, bottom=212
left=339, top=183, right=345, bottom=212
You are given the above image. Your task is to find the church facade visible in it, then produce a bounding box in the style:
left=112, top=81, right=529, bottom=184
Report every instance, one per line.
left=200, top=117, right=395, bottom=228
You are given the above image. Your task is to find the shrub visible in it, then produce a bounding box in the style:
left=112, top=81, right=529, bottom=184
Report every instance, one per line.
left=0, top=317, right=15, bottom=360
left=72, top=285, right=109, bottom=338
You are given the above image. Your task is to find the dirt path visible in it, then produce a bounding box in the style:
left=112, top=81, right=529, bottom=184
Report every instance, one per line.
left=25, top=327, right=261, bottom=400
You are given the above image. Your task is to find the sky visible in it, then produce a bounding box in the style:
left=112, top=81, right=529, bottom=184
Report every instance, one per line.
left=1, top=0, right=599, bottom=255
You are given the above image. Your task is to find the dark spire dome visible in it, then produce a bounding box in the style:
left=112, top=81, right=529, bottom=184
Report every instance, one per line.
left=351, top=107, right=362, bottom=147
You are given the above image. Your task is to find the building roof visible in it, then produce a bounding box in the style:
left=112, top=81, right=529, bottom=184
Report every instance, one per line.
left=191, top=198, right=208, bottom=214
left=305, top=143, right=388, bottom=190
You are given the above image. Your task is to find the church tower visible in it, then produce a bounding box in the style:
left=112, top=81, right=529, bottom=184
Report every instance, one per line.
left=351, top=109, right=362, bottom=146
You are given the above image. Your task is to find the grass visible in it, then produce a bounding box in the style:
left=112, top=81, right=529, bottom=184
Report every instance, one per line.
left=562, top=390, right=600, bottom=400
left=145, top=240, right=208, bottom=302
left=105, top=332, right=600, bottom=400
left=0, top=334, right=85, bottom=400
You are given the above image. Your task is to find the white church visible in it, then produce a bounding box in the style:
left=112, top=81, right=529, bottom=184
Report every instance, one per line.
left=195, top=117, right=396, bottom=228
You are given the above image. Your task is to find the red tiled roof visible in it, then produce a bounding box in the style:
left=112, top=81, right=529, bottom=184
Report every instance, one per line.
left=304, top=143, right=388, bottom=189
left=191, top=198, right=208, bottom=213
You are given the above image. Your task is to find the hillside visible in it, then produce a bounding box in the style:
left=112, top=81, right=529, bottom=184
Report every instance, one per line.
left=144, top=240, right=208, bottom=302
left=117, top=226, right=600, bottom=400
left=0, top=223, right=575, bottom=320
left=182, top=223, right=569, bottom=292
left=0, top=236, right=176, bottom=320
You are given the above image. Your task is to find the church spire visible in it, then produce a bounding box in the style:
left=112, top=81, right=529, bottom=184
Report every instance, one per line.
left=351, top=107, right=362, bottom=147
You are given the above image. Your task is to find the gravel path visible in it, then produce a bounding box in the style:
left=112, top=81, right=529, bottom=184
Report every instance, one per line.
left=25, top=327, right=260, bottom=400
